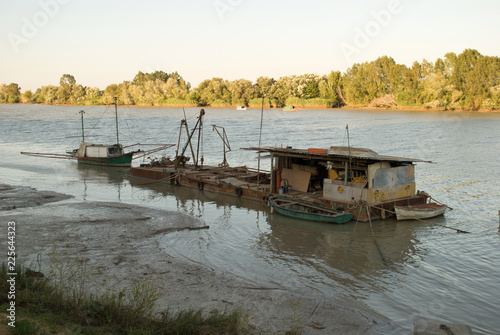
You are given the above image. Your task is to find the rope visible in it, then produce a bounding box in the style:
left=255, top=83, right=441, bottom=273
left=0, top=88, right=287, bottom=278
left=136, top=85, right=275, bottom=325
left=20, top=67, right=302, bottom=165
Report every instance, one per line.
left=85, top=105, right=110, bottom=139
left=368, top=204, right=469, bottom=233
left=366, top=204, right=388, bottom=266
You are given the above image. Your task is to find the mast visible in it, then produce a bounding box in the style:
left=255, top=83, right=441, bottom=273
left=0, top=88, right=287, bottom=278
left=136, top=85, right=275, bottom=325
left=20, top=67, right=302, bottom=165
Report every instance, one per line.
left=79, top=110, right=85, bottom=142
left=257, top=95, right=264, bottom=186
left=114, top=97, right=119, bottom=145
left=345, top=124, right=350, bottom=186
left=175, top=109, right=205, bottom=168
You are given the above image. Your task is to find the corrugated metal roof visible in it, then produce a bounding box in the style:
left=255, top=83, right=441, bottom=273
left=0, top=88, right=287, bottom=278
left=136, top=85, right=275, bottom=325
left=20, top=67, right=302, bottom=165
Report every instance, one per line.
left=243, top=146, right=433, bottom=163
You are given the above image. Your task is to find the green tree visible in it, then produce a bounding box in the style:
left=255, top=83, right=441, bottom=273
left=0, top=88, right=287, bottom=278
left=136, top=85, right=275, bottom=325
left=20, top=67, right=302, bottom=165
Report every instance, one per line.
left=60, top=74, right=76, bottom=87
left=6, top=83, right=21, bottom=103
left=58, top=74, right=76, bottom=103
left=102, top=84, right=122, bottom=104
left=228, top=79, right=253, bottom=106
left=84, top=87, right=103, bottom=104
left=0, top=84, right=7, bottom=102
left=195, top=78, right=231, bottom=106
left=22, top=90, right=35, bottom=103
left=319, top=71, right=342, bottom=105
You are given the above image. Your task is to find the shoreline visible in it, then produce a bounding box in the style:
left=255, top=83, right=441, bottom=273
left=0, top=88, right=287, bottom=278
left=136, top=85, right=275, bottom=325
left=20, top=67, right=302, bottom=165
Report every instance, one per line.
left=1, top=183, right=395, bottom=334
left=2, top=102, right=499, bottom=113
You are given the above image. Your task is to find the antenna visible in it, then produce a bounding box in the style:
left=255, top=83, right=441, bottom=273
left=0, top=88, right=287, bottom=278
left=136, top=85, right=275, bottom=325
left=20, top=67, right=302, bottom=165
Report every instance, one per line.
left=257, top=95, right=264, bottom=186
left=114, top=97, right=119, bottom=145
left=345, top=124, right=350, bottom=185
left=79, top=110, right=85, bottom=142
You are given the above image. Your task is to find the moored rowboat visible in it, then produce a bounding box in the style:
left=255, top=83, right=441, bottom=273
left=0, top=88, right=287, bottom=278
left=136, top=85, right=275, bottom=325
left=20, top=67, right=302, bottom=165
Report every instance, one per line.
left=268, top=196, right=353, bottom=223
left=394, top=203, right=447, bottom=220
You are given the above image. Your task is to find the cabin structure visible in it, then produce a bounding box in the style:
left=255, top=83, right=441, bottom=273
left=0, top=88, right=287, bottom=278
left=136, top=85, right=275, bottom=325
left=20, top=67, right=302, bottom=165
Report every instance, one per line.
left=252, top=146, right=432, bottom=221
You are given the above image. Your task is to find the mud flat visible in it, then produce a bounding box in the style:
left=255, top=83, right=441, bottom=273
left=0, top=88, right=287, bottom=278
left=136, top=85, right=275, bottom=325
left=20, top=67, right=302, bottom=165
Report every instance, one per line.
left=0, top=183, right=394, bottom=334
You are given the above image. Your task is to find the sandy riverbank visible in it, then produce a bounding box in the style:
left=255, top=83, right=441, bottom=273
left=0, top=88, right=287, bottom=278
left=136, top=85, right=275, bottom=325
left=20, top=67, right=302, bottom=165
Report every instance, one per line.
left=0, top=183, right=395, bottom=334
left=4, top=102, right=499, bottom=113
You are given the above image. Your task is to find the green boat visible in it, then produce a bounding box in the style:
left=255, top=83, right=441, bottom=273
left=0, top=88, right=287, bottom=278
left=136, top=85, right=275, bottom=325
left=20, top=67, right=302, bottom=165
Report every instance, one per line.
left=21, top=98, right=175, bottom=167
left=72, top=143, right=135, bottom=167
left=70, top=97, right=137, bottom=167
left=268, top=196, right=352, bottom=223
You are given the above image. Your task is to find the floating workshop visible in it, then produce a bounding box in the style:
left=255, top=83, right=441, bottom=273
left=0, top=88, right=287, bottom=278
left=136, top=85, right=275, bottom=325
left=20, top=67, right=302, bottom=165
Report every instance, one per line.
left=129, top=109, right=439, bottom=221
left=247, top=145, right=433, bottom=221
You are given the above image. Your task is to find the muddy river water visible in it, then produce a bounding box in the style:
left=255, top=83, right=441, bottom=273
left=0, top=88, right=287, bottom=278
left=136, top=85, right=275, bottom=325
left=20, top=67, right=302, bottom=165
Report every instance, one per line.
left=1, top=104, right=499, bottom=334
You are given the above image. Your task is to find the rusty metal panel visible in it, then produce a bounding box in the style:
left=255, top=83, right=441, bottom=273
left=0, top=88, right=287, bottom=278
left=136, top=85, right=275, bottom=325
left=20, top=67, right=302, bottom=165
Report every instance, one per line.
left=372, top=165, right=415, bottom=189
left=323, top=179, right=367, bottom=202
left=367, top=183, right=416, bottom=203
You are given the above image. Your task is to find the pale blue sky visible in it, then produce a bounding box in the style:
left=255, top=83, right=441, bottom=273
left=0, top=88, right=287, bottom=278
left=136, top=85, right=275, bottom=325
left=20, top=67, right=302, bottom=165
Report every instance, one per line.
left=1, top=0, right=499, bottom=91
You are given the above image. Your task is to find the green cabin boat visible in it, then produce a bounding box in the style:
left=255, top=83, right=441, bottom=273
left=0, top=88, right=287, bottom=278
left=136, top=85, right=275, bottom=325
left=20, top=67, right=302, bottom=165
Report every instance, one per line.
left=72, top=142, right=135, bottom=167
left=70, top=97, right=136, bottom=167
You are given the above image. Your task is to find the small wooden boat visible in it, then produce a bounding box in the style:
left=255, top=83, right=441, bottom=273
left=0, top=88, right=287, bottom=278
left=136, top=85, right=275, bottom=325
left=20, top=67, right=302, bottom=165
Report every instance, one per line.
left=283, top=106, right=298, bottom=111
left=394, top=203, right=447, bottom=220
left=268, top=196, right=352, bottom=223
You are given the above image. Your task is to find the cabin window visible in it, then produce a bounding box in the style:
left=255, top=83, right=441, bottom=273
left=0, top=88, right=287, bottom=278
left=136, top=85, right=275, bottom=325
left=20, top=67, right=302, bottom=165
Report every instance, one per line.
left=108, top=147, right=120, bottom=155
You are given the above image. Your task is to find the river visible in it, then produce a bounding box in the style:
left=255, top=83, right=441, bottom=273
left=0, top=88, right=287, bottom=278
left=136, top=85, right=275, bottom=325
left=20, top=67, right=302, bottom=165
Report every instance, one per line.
left=1, top=104, right=499, bottom=334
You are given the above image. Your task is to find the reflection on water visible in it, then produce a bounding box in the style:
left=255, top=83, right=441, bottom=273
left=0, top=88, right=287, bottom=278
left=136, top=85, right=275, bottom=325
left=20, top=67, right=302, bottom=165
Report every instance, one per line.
left=1, top=105, right=500, bottom=334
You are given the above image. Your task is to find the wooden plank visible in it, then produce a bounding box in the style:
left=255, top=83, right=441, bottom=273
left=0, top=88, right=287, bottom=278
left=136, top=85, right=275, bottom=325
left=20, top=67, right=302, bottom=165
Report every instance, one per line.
left=281, top=168, right=311, bottom=192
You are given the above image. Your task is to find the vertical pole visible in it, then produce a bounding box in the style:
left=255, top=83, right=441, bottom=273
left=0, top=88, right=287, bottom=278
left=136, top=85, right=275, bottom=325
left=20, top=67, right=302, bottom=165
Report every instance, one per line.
left=184, top=120, right=196, bottom=164
left=114, top=97, right=119, bottom=145
left=345, top=124, right=351, bottom=185
left=344, top=161, right=348, bottom=186
left=270, top=153, right=274, bottom=193
left=222, top=128, right=227, bottom=167
left=257, top=96, right=264, bottom=187
left=176, top=120, right=183, bottom=159
left=196, top=109, right=204, bottom=168
left=79, top=110, right=85, bottom=142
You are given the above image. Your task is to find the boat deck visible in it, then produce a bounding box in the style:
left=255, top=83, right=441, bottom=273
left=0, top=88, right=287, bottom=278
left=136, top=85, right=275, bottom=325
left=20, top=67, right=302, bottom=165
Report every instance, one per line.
left=129, top=163, right=428, bottom=222
left=129, top=164, right=271, bottom=200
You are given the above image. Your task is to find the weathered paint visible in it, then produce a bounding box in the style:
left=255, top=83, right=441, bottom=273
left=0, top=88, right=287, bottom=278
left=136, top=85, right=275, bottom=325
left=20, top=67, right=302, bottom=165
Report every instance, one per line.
left=395, top=203, right=447, bottom=220
left=323, top=179, right=367, bottom=202
left=129, top=166, right=269, bottom=202
left=77, top=152, right=134, bottom=167
left=367, top=183, right=416, bottom=203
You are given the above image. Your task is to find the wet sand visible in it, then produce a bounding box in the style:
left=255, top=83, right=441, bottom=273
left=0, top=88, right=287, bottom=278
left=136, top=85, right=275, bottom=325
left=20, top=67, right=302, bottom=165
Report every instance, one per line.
left=0, top=183, right=394, bottom=334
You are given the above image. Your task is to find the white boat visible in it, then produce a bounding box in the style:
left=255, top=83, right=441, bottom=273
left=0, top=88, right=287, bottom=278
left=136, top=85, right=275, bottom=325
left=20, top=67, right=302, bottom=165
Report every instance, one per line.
left=236, top=106, right=246, bottom=111
left=394, top=203, right=448, bottom=220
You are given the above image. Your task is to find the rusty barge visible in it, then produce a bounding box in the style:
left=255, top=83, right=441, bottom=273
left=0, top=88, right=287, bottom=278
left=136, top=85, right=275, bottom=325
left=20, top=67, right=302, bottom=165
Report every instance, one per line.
left=129, top=109, right=272, bottom=202
left=129, top=109, right=439, bottom=221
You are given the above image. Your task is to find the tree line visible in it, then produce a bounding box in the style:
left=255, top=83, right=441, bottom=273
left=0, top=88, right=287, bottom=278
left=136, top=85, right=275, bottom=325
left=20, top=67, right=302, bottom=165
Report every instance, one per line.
left=2, top=49, right=500, bottom=110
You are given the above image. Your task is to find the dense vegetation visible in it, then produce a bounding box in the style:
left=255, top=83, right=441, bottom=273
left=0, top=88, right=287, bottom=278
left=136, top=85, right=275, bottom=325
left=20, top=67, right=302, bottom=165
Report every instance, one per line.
left=2, top=49, right=500, bottom=110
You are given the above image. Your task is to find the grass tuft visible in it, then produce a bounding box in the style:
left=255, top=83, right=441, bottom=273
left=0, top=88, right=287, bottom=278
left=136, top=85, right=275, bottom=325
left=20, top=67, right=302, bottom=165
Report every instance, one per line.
left=1, top=261, right=252, bottom=334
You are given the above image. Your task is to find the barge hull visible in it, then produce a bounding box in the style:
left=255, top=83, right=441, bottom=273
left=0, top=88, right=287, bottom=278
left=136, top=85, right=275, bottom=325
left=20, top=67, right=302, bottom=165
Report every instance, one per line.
left=129, top=165, right=270, bottom=202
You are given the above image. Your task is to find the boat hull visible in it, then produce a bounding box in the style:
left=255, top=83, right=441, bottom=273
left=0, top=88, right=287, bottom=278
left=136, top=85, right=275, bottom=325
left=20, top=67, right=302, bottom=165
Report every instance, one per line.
left=394, top=203, right=447, bottom=220
left=77, top=152, right=134, bottom=167
left=269, top=196, right=352, bottom=224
